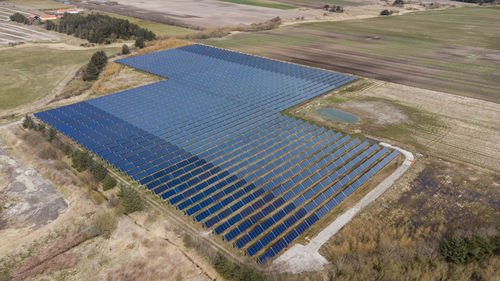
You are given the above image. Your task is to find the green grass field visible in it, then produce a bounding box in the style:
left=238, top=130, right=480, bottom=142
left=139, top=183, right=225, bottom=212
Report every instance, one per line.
left=0, top=47, right=119, bottom=111
left=100, top=12, right=196, bottom=38
left=218, top=0, right=297, bottom=9
left=203, top=7, right=500, bottom=102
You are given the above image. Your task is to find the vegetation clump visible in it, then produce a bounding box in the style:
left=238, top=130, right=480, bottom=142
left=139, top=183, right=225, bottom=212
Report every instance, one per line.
left=22, top=115, right=36, bottom=130
left=92, top=211, right=118, bottom=238
left=329, top=5, right=344, bottom=13
left=441, top=235, right=500, bottom=264
left=71, top=150, right=92, bottom=172
left=117, top=185, right=144, bottom=214
left=213, top=254, right=266, bottom=281
left=45, top=13, right=155, bottom=43
left=393, top=0, right=404, bottom=6
left=90, top=162, right=108, bottom=182
left=102, top=175, right=117, bottom=191
left=380, top=9, right=394, bottom=16
left=10, top=13, right=30, bottom=24
left=135, top=37, right=145, bottom=49
left=122, top=44, right=130, bottom=55
left=83, top=51, right=108, bottom=81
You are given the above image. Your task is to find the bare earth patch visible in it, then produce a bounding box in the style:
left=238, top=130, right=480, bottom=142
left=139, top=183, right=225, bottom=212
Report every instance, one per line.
left=0, top=147, right=68, bottom=230
left=338, top=100, right=410, bottom=125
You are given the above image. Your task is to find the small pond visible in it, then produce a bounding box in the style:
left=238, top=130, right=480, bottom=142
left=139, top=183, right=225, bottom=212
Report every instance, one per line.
left=316, top=108, right=359, bottom=124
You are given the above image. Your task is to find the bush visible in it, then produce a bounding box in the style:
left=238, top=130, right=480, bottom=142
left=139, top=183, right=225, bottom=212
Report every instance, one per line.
left=89, top=190, right=105, bottom=205
left=380, top=9, right=393, bottom=16
left=91, top=162, right=107, bottom=182
left=393, top=0, right=404, bottom=6
left=102, top=175, right=117, bottom=191
left=122, top=44, right=130, bottom=55
left=213, top=254, right=266, bottom=281
left=36, top=123, right=45, bottom=132
left=10, top=13, right=29, bottom=24
left=72, top=150, right=92, bottom=171
left=23, top=115, right=35, bottom=130
left=441, top=235, right=497, bottom=264
left=92, top=211, right=118, bottom=238
left=47, top=127, right=57, bottom=142
left=117, top=185, right=144, bottom=214
left=135, top=37, right=145, bottom=49
left=329, top=5, right=344, bottom=13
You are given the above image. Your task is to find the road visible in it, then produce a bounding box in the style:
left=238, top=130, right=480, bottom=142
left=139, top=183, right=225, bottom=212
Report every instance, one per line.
left=273, top=143, right=414, bottom=273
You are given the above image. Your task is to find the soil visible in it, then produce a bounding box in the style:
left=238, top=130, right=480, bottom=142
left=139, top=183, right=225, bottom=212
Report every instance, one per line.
left=338, top=100, right=410, bottom=125
left=0, top=145, right=68, bottom=231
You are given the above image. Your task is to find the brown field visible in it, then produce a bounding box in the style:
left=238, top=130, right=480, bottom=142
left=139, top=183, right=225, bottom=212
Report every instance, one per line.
left=73, top=0, right=307, bottom=29
left=204, top=7, right=500, bottom=103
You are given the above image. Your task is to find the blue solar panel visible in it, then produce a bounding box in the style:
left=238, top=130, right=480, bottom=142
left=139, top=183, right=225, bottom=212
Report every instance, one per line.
left=34, top=44, right=400, bottom=264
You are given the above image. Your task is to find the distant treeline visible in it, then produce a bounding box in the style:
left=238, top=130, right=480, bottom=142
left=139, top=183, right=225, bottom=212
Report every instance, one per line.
left=45, top=13, right=156, bottom=43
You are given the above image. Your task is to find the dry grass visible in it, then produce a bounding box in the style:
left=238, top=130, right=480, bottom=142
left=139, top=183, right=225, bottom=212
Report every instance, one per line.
left=313, top=159, right=500, bottom=281
left=135, top=39, right=192, bottom=55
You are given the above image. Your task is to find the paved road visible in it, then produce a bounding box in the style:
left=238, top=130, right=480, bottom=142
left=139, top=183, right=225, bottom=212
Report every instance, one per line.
left=273, top=143, right=414, bottom=273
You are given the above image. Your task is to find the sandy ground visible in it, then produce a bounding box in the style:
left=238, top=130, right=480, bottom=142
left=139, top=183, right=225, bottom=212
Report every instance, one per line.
left=273, top=143, right=413, bottom=273
left=338, top=100, right=410, bottom=125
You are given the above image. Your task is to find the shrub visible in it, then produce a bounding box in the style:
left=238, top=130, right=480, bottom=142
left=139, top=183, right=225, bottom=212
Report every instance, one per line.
left=89, top=190, right=105, bottom=205
left=47, top=127, right=57, bottom=142
left=92, top=211, right=118, bottom=238
left=91, top=162, right=107, bottom=182
left=102, top=175, right=117, bottom=191
left=135, top=37, right=145, bottom=49
left=122, top=44, right=130, bottom=55
left=72, top=150, right=92, bottom=171
left=23, top=115, right=35, bottom=129
left=329, top=5, right=344, bottom=13
left=36, top=123, right=45, bottom=132
left=393, top=0, right=404, bottom=6
left=10, top=13, right=29, bottom=24
left=441, top=235, right=496, bottom=264
left=380, top=9, right=393, bottom=16
left=213, top=254, right=266, bottom=281
left=117, top=185, right=144, bottom=214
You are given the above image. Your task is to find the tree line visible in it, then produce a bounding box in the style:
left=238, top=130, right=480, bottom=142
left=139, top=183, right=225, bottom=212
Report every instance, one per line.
left=45, top=13, right=156, bottom=43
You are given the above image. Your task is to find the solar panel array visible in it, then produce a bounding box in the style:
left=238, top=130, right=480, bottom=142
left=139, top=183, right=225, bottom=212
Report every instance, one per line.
left=35, top=44, right=398, bottom=263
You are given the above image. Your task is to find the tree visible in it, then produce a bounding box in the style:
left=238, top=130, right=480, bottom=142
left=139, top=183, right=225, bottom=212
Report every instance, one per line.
left=23, top=115, right=35, bottom=129
left=71, top=150, right=92, bottom=171
left=380, top=9, right=393, bottom=16
left=135, top=37, right=145, bottom=49
left=122, top=44, right=130, bottom=55
left=83, top=60, right=100, bottom=81
left=393, top=0, right=404, bottom=6
left=90, top=50, right=108, bottom=71
left=91, top=162, right=107, bottom=182
left=10, top=13, right=29, bottom=24
left=47, top=127, right=57, bottom=142
left=323, top=4, right=330, bottom=10
left=441, top=236, right=469, bottom=264
left=117, top=185, right=144, bottom=214
left=102, top=175, right=117, bottom=191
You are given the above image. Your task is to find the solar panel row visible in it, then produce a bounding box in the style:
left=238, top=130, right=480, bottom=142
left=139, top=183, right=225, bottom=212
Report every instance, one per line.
left=35, top=44, right=398, bottom=263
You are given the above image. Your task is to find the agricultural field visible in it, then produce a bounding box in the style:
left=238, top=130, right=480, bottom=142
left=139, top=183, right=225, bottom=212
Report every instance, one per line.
left=78, top=0, right=306, bottom=28
left=0, top=46, right=120, bottom=112
left=0, top=0, right=72, bottom=10
left=204, top=7, right=500, bottom=103
left=218, top=0, right=297, bottom=9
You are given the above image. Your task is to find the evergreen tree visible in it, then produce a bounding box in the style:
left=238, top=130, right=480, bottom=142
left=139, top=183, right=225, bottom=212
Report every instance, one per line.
left=91, top=162, right=107, bottom=182
left=135, top=37, right=145, bottom=49
left=71, top=150, right=92, bottom=172
left=117, top=185, right=144, bottom=214
left=122, top=44, right=130, bottom=55
left=83, top=60, right=100, bottom=81
left=22, top=115, right=35, bottom=129
left=102, top=175, right=117, bottom=191
left=90, top=50, right=108, bottom=71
